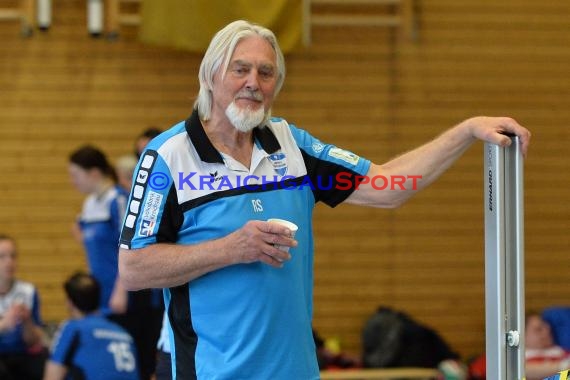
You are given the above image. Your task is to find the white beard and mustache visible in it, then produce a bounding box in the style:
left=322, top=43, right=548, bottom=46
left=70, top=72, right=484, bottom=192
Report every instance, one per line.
left=225, top=90, right=268, bottom=133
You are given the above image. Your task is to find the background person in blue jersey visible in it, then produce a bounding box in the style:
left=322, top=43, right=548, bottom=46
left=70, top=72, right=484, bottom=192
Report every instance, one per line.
left=117, top=20, right=531, bottom=380
left=0, top=234, right=47, bottom=380
left=43, top=272, right=139, bottom=380
left=68, top=145, right=129, bottom=317
left=69, top=145, right=159, bottom=380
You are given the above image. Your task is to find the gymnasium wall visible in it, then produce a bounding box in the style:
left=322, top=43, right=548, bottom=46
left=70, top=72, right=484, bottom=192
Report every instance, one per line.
left=0, top=0, right=568, bottom=359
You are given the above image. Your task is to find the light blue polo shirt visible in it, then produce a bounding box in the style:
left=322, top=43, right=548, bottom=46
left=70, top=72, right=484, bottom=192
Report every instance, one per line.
left=120, top=109, right=370, bottom=380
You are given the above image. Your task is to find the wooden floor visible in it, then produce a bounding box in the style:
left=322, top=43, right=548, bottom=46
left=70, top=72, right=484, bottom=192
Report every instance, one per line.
left=0, top=0, right=569, bottom=360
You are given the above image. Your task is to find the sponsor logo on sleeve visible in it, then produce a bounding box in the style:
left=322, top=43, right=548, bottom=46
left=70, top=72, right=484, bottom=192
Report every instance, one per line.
left=137, top=170, right=149, bottom=184
left=328, top=147, right=360, bottom=166
left=138, top=191, right=163, bottom=237
left=312, top=142, right=325, bottom=154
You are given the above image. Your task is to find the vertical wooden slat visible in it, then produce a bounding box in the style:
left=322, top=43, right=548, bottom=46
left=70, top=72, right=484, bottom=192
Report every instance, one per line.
left=105, top=0, right=120, bottom=37
left=21, top=0, right=35, bottom=35
left=399, top=0, right=416, bottom=40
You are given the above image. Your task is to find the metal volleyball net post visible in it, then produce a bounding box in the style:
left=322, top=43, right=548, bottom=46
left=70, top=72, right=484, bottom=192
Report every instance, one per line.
left=484, top=135, right=525, bottom=380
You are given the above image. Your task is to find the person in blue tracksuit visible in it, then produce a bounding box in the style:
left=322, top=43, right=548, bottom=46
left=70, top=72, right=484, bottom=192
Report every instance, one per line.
left=118, top=20, right=531, bottom=380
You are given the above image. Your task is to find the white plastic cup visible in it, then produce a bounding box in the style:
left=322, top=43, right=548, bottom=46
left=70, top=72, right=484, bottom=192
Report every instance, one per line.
left=267, top=218, right=298, bottom=253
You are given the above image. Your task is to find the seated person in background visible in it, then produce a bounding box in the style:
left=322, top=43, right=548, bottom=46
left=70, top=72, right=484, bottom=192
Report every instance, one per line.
left=0, top=234, right=47, bottom=380
left=469, top=311, right=570, bottom=380
left=543, top=307, right=570, bottom=350
left=43, top=272, right=140, bottom=380
left=525, top=311, right=570, bottom=380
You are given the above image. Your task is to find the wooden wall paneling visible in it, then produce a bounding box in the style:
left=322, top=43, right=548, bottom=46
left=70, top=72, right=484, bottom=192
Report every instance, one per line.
left=0, top=0, right=568, bottom=361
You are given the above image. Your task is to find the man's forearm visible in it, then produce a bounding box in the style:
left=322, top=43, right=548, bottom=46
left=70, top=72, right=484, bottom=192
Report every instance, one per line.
left=346, top=116, right=530, bottom=209
left=119, top=239, right=234, bottom=290
left=347, top=122, right=474, bottom=208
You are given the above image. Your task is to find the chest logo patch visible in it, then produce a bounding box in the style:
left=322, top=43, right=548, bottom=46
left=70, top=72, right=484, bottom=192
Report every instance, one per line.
left=268, top=153, right=288, bottom=176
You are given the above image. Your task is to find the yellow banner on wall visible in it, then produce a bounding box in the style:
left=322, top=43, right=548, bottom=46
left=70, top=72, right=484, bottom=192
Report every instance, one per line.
left=139, top=0, right=304, bottom=54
